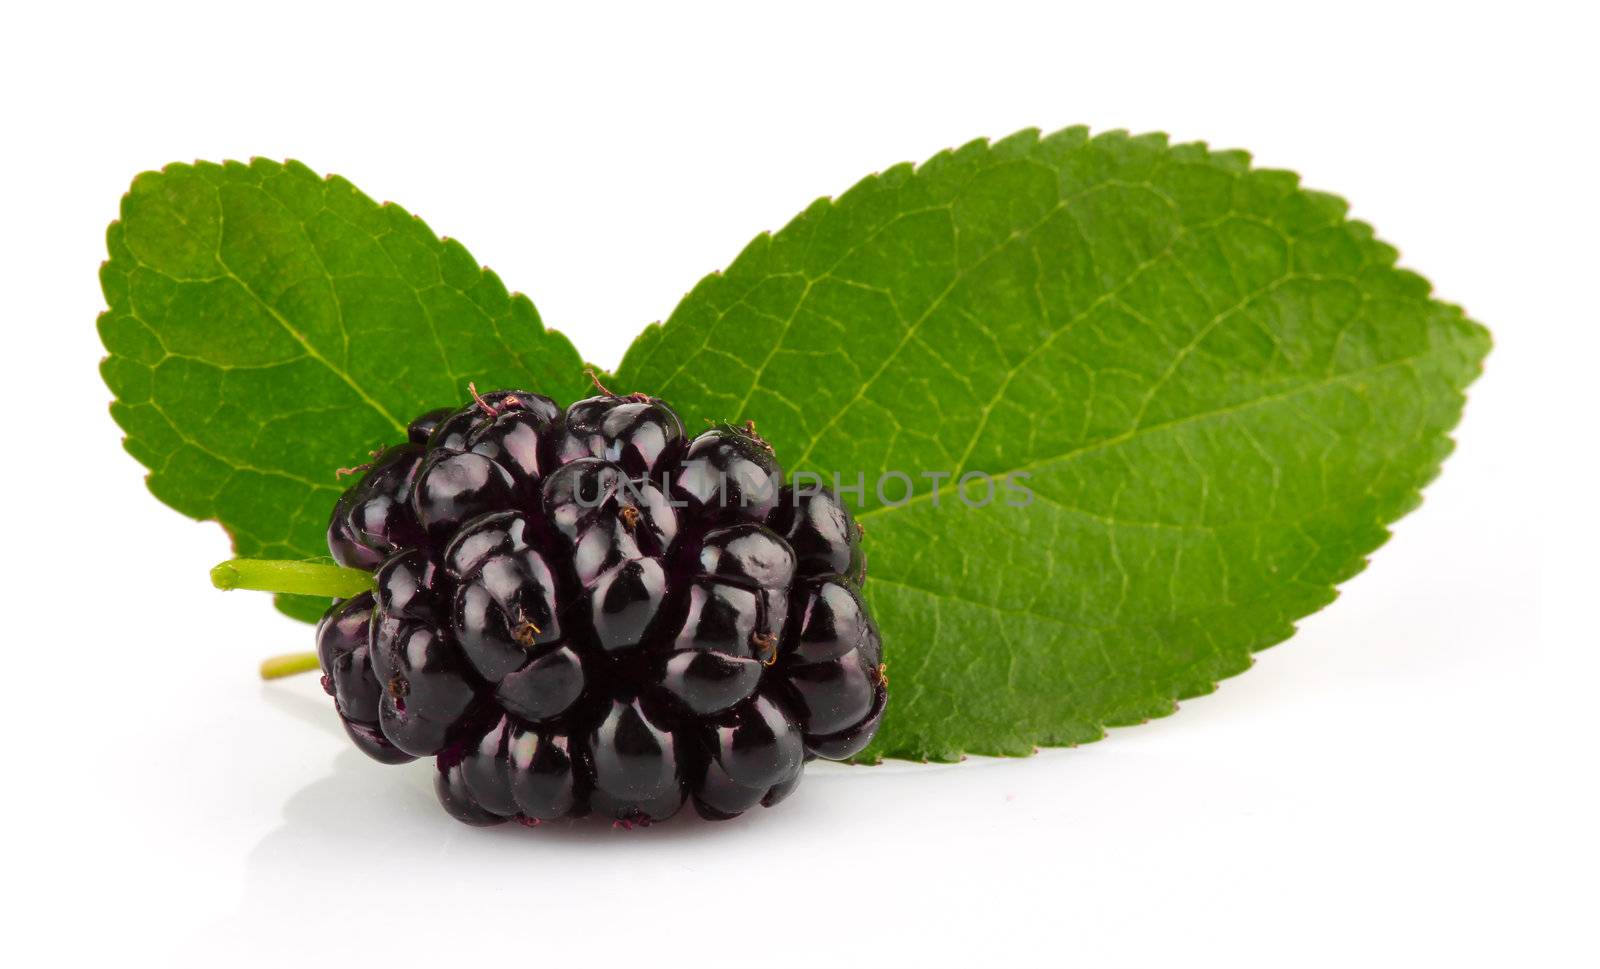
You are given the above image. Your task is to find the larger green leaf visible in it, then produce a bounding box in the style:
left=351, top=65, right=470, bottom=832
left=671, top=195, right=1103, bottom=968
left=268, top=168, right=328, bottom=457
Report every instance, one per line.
left=98, top=159, right=592, bottom=620
left=615, top=128, right=1489, bottom=760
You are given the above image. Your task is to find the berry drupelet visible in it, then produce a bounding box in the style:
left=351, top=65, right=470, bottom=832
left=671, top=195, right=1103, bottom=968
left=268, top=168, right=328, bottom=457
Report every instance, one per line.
left=317, top=383, right=884, bottom=826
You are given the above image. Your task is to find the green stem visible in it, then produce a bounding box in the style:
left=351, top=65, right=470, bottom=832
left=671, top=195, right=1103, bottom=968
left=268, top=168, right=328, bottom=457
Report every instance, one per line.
left=260, top=652, right=321, bottom=680
left=210, top=558, right=374, bottom=599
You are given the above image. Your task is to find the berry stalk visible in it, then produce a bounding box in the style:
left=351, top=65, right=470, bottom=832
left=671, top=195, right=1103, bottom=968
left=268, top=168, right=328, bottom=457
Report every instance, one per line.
left=259, top=652, right=321, bottom=680
left=210, top=558, right=374, bottom=598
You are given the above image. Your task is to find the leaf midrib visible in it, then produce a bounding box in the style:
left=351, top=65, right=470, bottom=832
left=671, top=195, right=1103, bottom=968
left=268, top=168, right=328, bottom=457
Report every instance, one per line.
left=856, top=350, right=1437, bottom=522
left=208, top=185, right=408, bottom=434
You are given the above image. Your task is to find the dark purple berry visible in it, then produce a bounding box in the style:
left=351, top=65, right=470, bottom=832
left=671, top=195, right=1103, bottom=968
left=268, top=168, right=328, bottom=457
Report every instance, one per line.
left=695, top=523, right=796, bottom=649
left=495, top=644, right=585, bottom=722
left=327, top=489, right=381, bottom=570
left=781, top=577, right=885, bottom=756
left=369, top=550, right=479, bottom=757
left=429, top=389, right=560, bottom=452
left=443, top=512, right=561, bottom=680
left=315, top=592, right=382, bottom=722
left=542, top=458, right=676, bottom=552
left=436, top=748, right=509, bottom=826
left=315, top=593, right=372, bottom=684
left=373, top=547, right=441, bottom=622
left=412, top=450, right=517, bottom=543
left=556, top=394, right=686, bottom=477
left=507, top=724, right=581, bottom=821
left=341, top=717, right=416, bottom=765
left=671, top=582, right=759, bottom=657
left=316, top=387, right=884, bottom=826
left=761, top=770, right=802, bottom=808
left=691, top=693, right=804, bottom=820
left=671, top=427, right=784, bottom=520
left=787, top=578, right=877, bottom=665
left=802, top=692, right=887, bottom=760
left=659, top=648, right=764, bottom=716
left=370, top=621, right=479, bottom=757
left=326, top=446, right=425, bottom=568
left=583, top=695, right=685, bottom=823
left=408, top=407, right=455, bottom=445
left=316, top=593, right=422, bottom=765
left=698, top=522, right=797, bottom=591
left=571, top=516, right=643, bottom=588
left=467, top=408, right=558, bottom=499
left=452, top=717, right=518, bottom=818
left=590, top=557, right=668, bottom=653
left=786, top=653, right=878, bottom=737
left=768, top=485, right=863, bottom=582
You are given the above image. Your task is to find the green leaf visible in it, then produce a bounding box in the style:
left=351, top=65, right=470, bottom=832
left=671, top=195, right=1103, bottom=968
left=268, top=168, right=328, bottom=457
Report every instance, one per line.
left=613, top=127, right=1489, bottom=761
left=98, top=159, right=592, bottom=621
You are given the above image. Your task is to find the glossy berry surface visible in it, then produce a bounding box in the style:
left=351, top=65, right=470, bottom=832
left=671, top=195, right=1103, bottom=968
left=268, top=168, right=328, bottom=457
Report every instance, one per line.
left=316, top=385, right=884, bottom=826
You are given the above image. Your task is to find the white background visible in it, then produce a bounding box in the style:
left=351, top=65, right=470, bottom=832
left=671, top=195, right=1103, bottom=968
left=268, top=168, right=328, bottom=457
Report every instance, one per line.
left=3, top=2, right=1595, bottom=965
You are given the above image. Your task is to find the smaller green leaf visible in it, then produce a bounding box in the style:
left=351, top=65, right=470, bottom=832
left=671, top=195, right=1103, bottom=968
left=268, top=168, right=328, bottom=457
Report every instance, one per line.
left=98, top=159, right=594, bottom=619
